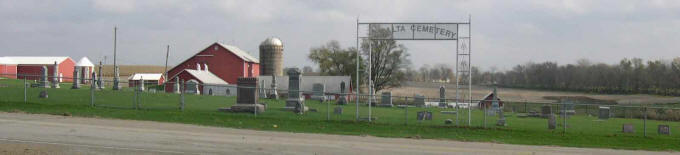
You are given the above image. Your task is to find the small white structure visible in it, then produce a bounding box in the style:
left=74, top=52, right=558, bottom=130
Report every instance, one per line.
left=171, top=69, right=236, bottom=96
left=75, top=57, right=95, bottom=84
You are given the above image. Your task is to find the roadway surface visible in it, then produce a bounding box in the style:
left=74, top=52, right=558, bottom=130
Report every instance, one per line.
left=0, top=112, right=674, bottom=155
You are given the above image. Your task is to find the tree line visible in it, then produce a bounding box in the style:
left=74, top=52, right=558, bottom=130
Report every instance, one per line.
left=475, top=58, right=680, bottom=96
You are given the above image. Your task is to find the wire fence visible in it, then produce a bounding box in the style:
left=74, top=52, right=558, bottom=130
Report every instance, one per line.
left=1, top=73, right=678, bottom=139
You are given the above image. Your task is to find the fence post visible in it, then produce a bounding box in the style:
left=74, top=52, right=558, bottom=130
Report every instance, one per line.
left=563, top=103, right=567, bottom=133
left=90, top=74, right=95, bottom=107
left=484, top=104, right=487, bottom=128
left=180, top=80, right=185, bottom=111
left=524, top=100, right=527, bottom=113
left=326, top=99, right=330, bottom=121
left=643, top=106, right=647, bottom=137
left=23, top=75, right=27, bottom=103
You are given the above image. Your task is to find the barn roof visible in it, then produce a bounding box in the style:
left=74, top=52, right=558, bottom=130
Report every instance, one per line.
left=75, top=57, right=94, bottom=67
left=183, top=69, right=228, bottom=85
left=217, top=43, right=259, bottom=63
left=0, top=57, right=16, bottom=65
left=128, top=73, right=163, bottom=80
left=2, top=56, right=72, bottom=65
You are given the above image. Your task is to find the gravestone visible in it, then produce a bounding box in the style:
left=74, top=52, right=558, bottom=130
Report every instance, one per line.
left=227, top=77, right=265, bottom=112
left=311, top=83, right=326, bottom=102
left=39, top=66, right=49, bottom=88
left=559, top=101, right=576, bottom=116
left=378, top=92, right=393, bottom=107
left=112, top=66, right=120, bottom=90
left=82, top=67, right=89, bottom=84
left=548, top=115, right=556, bottom=129
left=285, top=68, right=307, bottom=113
left=658, top=125, right=671, bottom=135
left=51, top=61, right=60, bottom=88
left=334, top=107, right=343, bottom=115
left=335, top=81, right=347, bottom=105
left=541, top=105, right=552, bottom=118
left=417, top=111, right=433, bottom=120
left=599, top=106, right=610, bottom=119
left=439, top=86, right=446, bottom=107
left=71, top=66, right=80, bottom=89
left=268, top=74, right=278, bottom=99
left=622, top=124, right=634, bottom=133
left=258, top=80, right=266, bottom=98
left=173, top=78, right=180, bottom=94
left=185, top=80, right=198, bottom=94
left=39, top=90, right=48, bottom=98
left=138, top=78, right=145, bottom=91
left=97, top=61, right=104, bottom=89
left=445, top=119, right=453, bottom=124
left=414, top=95, right=425, bottom=107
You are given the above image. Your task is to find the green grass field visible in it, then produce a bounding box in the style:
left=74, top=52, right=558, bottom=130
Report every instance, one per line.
left=1, top=78, right=679, bottom=151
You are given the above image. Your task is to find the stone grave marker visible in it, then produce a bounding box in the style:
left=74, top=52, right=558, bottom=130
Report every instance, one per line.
left=51, top=61, right=60, bottom=88
left=39, top=66, right=49, bottom=88
left=599, top=106, right=610, bottom=119
left=259, top=80, right=266, bottom=98
left=225, top=77, right=265, bottom=113
left=311, top=83, right=326, bottom=102
left=39, top=90, right=48, bottom=98
left=335, top=81, right=347, bottom=105
left=379, top=92, right=393, bottom=107
left=268, top=74, right=278, bottom=99
left=285, top=68, right=307, bottom=113
left=658, top=125, right=671, bottom=135
left=622, top=124, right=634, bottom=133
left=439, top=86, right=446, bottom=107
left=97, top=61, right=104, bottom=89
left=541, top=105, right=552, bottom=118
left=444, top=119, right=453, bottom=124
left=334, top=107, right=343, bottom=115
left=71, top=66, right=80, bottom=89
left=417, top=111, right=433, bottom=121
left=414, top=95, right=425, bottom=107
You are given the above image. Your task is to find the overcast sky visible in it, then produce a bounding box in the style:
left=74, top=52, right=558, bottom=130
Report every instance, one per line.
left=1, top=0, right=679, bottom=71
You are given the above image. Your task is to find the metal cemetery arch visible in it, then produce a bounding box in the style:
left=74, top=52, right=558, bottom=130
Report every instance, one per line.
left=355, top=18, right=472, bottom=126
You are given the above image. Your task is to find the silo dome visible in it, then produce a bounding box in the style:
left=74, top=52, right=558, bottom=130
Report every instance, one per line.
left=260, top=37, right=283, bottom=46
left=259, top=37, right=284, bottom=76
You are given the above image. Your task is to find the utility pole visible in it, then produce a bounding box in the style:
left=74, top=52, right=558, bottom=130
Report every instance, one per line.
left=112, top=26, right=120, bottom=90
left=164, top=45, right=170, bottom=82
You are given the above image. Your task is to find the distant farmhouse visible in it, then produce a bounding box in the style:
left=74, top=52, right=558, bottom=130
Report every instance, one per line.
left=128, top=73, right=165, bottom=87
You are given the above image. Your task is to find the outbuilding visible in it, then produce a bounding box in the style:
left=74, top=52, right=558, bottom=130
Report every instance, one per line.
left=128, top=73, right=165, bottom=88
left=75, top=57, right=95, bottom=84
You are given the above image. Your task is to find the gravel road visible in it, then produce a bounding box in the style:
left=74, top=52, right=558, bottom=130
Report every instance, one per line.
left=0, top=112, right=674, bottom=155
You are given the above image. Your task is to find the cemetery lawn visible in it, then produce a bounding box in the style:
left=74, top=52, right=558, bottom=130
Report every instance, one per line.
left=0, top=79, right=679, bottom=151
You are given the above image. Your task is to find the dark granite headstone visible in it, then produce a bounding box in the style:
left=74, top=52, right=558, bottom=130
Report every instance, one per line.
left=445, top=119, right=453, bottom=124
left=379, top=92, right=393, bottom=107
left=285, top=68, right=306, bottom=113
left=599, top=106, right=610, bottom=119
left=71, top=66, right=80, bottom=89
left=227, top=77, right=265, bottom=112
left=417, top=111, right=433, bottom=120
left=335, top=81, right=347, bottom=105
left=311, top=83, right=326, bottom=101
left=541, top=105, right=552, bottom=118
left=622, top=124, right=634, bottom=133
left=658, top=125, right=671, bottom=135
left=414, top=95, right=425, bottom=107
left=39, top=90, right=48, bottom=98
left=439, top=86, right=446, bottom=107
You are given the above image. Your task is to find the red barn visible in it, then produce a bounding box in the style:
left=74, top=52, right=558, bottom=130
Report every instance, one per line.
left=3, top=57, right=75, bottom=82
left=0, top=57, right=17, bottom=79
left=165, top=42, right=259, bottom=93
